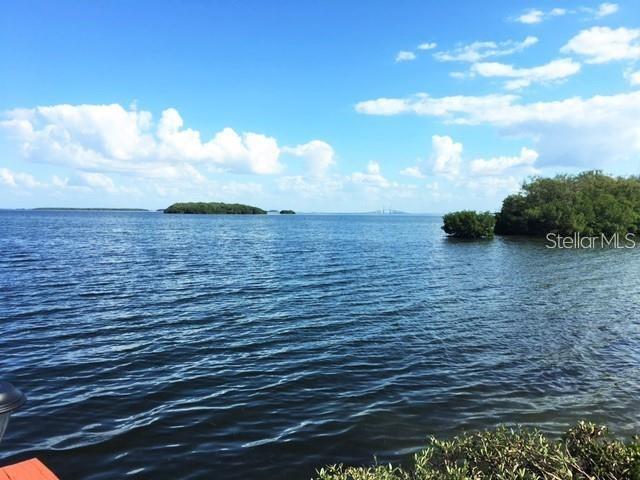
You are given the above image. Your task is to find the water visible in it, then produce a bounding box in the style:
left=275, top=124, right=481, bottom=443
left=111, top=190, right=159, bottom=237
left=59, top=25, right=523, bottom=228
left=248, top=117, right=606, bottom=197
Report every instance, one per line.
left=1, top=211, right=640, bottom=479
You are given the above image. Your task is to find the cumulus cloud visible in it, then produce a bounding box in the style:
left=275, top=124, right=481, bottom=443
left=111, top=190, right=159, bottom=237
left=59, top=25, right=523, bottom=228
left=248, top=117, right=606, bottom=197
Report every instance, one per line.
left=434, top=36, right=538, bottom=63
left=465, top=176, right=523, bottom=196
left=280, top=161, right=417, bottom=202
left=627, top=70, right=640, bottom=86
left=561, top=27, right=640, bottom=63
left=516, top=7, right=569, bottom=24
left=0, top=104, right=294, bottom=180
left=277, top=175, right=343, bottom=197
left=147, top=177, right=262, bottom=200
left=470, top=147, right=540, bottom=176
left=77, top=172, right=117, bottom=192
left=396, top=51, right=416, bottom=62
left=432, top=135, right=462, bottom=179
left=0, top=167, right=41, bottom=189
left=355, top=91, right=640, bottom=167
left=283, top=140, right=335, bottom=177
left=594, top=2, right=619, bottom=17
left=400, top=166, right=426, bottom=178
left=449, top=71, right=468, bottom=80
left=350, top=161, right=392, bottom=188
left=355, top=93, right=519, bottom=117
left=472, top=58, right=581, bottom=90
left=516, top=9, right=545, bottom=24
left=516, top=4, right=617, bottom=23
left=417, top=42, right=437, bottom=51
left=0, top=166, right=133, bottom=195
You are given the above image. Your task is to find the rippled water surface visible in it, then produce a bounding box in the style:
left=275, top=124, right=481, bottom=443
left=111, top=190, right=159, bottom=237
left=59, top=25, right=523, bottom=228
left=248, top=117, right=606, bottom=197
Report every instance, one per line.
left=2, top=211, right=640, bottom=479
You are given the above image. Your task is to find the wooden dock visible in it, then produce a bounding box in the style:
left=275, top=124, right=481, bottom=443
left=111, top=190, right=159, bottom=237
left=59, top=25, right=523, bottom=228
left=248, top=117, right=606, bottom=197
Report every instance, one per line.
left=0, top=459, right=58, bottom=480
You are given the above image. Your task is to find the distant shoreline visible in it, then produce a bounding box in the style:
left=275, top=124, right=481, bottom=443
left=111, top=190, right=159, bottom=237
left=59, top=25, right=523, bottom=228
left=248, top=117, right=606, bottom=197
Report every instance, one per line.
left=32, top=208, right=150, bottom=212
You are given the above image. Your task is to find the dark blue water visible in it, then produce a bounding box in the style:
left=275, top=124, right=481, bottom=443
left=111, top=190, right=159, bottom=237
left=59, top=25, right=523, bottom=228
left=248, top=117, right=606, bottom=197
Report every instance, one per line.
left=1, top=211, right=640, bottom=479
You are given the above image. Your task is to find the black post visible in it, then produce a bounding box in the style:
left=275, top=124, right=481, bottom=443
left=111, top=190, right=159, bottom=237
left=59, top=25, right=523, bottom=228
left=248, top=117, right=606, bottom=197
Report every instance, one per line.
left=0, top=381, right=26, bottom=444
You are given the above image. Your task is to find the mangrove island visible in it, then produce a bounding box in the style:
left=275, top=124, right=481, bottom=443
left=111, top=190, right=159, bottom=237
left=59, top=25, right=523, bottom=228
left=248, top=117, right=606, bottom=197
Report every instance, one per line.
left=442, top=210, right=495, bottom=239
left=164, top=202, right=267, bottom=215
left=442, top=171, right=640, bottom=239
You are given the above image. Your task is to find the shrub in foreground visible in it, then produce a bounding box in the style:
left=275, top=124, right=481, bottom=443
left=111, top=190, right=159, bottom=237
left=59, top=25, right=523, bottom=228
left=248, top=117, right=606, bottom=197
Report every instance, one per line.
left=441, top=211, right=496, bottom=239
left=315, top=422, right=640, bottom=480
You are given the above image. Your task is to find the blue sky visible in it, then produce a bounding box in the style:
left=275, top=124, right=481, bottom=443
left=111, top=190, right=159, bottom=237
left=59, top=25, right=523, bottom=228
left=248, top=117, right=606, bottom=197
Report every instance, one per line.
left=1, top=0, right=639, bottom=212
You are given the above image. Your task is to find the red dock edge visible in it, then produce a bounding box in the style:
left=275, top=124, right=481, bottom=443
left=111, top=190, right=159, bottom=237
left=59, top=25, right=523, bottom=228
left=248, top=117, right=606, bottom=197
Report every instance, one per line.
left=0, top=459, right=59, bottom=480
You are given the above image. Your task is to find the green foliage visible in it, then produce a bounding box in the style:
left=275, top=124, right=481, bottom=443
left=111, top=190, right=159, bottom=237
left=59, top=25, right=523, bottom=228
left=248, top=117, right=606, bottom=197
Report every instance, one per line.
left=316, top=422, right=640, bottom=480
left=280, top=209, right=296, bottom=214
left=495, top=171, right=640, bottom=236
left=316, top=465, right=409, bottom=480
left=164, top=202, right=266, bottom=214
left=562, top=422, right=640, bottom=480
left=441, top=211, right=496, bottom=239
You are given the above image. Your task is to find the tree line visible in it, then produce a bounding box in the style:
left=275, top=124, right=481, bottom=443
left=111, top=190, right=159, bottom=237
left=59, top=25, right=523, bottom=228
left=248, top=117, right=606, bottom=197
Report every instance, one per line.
left=164, top=202, right=267, bottom=214
left=443, top=171, right=640, bottom=238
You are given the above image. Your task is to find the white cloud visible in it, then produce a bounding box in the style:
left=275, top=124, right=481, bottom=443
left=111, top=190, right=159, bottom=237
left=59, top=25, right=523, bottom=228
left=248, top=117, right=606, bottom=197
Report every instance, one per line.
left=425, top=181, right=442, bottom=196
left=561, top=27, right=640, bottom=63
left=449, top=71, right=468, bottom=80
left=277, top=175, right=343, bottom=197
left=355, top=93, right=519, bottom=117
left=51, top=175, right=68, bottom=188
left=517, top=9, right=545, bottom=24
left=355, top=98, right=411, bottom=116
left=627, top=70, right=640, bottom=86
left=432, top=135, right=462, bottom=179
left=143, top=176, right=263, bottom=203
left=417, top=42, right=437, bottom=51
left=472, top=58, right=581, bottom=90
left=280, top=162, right=416, bottom=202
left=465, top=176, right=523, bottom=196
left=515, top=7, right=568, bottom=24
left=283, top=140, right=335, bottom=177
left=156, top=108, right=282, bottom=174
left=217, top=181, right=264, bottom=196
left=550, top=8, right=568, bottom=16
left=595, top=2, right=619, bottom=17
left=400, top=166, right=426, bottom=178
left=0, top=104, right=295, bottom=179
left=470, top=147, right=540, bottom=176
left=2, top=168, right=145, bottom=196
left=350, top=161, right=392, bottom=188
left=396, top=51, right=416, bottom=62
left=355, top=91, right=640, bottom=167
left=517, top=4, right=617, bottom=23
left=434, top=36, right=538, bottom=62
left=77, top=172, right=117, bottom=192
left=0, top=167, right=41, bottom=189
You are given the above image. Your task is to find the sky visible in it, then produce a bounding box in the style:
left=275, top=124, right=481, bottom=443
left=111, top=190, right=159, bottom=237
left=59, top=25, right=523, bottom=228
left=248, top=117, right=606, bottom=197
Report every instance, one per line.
left=1, top=0, right=639, bottom=212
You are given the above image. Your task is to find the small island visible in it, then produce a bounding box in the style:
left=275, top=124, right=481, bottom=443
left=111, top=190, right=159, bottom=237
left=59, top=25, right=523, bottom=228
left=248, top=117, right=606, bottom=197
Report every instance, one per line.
left=164, top=202, right=267, bottom=215
left=442, top=210, right=495, bottom=239
left=279, top=210, right=295, bottom=214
